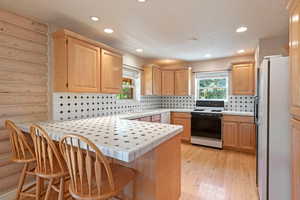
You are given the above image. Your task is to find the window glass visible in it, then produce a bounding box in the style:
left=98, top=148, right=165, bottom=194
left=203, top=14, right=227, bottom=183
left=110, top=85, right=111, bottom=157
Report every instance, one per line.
left=197, top=77, right=228, bottom=100
left=116, top=78, right=134, bottom=100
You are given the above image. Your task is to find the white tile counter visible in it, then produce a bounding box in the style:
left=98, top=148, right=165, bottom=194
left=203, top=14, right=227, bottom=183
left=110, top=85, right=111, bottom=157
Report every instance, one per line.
left=222, top=111, right=254, bottom=116
left=18, top=115, right=183, bottom=163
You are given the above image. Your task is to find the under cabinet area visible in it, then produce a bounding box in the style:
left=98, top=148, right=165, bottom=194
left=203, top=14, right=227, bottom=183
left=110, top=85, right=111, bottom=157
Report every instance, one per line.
left=171, top=112, right=191, bottom=142
left=52, top=29, right=123, bottom=93
left=222, top=115, right=256, bottom=153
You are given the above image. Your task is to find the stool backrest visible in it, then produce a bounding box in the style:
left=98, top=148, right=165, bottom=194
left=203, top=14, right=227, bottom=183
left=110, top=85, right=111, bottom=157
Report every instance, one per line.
left=59, top=134, right=115, bottom=199
left=5, top=120, right=35, bottom=162
left=30, top=125, right=66, bottom=176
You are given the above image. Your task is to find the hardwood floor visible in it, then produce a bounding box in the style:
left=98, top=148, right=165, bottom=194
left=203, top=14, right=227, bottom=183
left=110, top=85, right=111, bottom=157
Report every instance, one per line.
left=180, top=143, right=258, bottom=200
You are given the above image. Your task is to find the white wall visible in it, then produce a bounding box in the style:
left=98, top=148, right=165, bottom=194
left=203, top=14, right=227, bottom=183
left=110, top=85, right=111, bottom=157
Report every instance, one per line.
left=257, top=34, right=289, bottom=65
left=189, top=55, right=255, bottom=72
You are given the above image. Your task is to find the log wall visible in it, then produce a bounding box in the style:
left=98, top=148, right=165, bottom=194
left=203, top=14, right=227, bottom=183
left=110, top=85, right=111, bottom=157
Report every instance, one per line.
left=0, top=9, right=48, bottom=194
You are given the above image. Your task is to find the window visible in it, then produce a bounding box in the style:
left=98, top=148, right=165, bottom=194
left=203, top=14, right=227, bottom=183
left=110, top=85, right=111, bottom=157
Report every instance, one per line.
left=117, top=78, right=134, bottom=100
left=196, top=72, right=228, bottom=100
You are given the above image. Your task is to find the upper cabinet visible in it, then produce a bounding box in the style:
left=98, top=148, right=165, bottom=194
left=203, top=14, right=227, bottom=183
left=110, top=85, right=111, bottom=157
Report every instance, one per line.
left=52, top=29, right=122, bottom=93
left=67, top=37, right=100, bottom=92
left=143, top=65, right=192, bottom=96
left=142, top=65, right=162, bottom=96
left=161, top=70, right=175, bottom=96
left=101, top=49, right=122, bottom=94
left=175, top=69, right=191, bottom=96
left=288, top=0, right=300, bottom=118
left=231, top=62, right=255, bottom=95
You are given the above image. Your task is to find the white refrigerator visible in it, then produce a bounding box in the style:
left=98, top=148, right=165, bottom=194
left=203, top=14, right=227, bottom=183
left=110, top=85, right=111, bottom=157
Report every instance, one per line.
left=257, top=56, right=291, bottom=200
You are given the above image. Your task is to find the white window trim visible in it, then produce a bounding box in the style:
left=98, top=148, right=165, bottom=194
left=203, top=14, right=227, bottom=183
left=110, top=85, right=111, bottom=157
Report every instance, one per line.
left=195, top=72, right=229, bottom=101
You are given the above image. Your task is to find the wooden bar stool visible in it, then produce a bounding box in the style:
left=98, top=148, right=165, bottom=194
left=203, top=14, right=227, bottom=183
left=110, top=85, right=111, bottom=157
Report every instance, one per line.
left=5, top=120, right=37, bottom=200
left=30, top=125, right=69, bottom=200
left=59, top=134, right=137, bottom=200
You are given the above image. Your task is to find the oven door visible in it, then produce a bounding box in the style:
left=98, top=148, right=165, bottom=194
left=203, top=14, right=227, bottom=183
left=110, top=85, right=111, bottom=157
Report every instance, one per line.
left=191, top=113, right=222, bottom=139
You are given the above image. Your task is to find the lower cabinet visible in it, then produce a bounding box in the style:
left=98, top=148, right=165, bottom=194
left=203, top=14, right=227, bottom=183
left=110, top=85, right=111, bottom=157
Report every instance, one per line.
left=223, top=115, right=256, bottom=153
left=171, top=112, right=191, bottom=142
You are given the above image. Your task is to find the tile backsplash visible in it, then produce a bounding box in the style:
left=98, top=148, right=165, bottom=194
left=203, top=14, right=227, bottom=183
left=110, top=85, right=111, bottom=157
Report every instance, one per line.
left=161, top=95, right=254, bottom=112
left=161, top=96, right=195, bottom=109
left=53, top=93, right=254, bottom=121
left=225, top=95, right=255, bottom=112
left=52, top=93, right=161, bottom=121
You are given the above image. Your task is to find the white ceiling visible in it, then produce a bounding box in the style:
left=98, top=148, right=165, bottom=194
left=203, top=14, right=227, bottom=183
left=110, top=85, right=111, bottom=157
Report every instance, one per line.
left=0, top=0, right=289, bottom=61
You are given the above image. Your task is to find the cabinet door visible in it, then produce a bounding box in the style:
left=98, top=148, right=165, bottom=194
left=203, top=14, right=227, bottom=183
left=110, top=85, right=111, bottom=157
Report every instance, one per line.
left=290, top=5, right=300, bottom=117
left=172, top=117, right=191, bottom=142
left=101, top=49, right=122, bottom=94
left=292, top=119, right=300, bottom=200
left=232, top=63, right=254, bottom=95
left=223, top=121, right=239, bottom=149
left=153, top=67, right=162, bottom=95
left=162, top=71, right=175, bottom=96
left=238, top=122, right=256, bottom=153
left=175, top=70, right=189, bottom=96
left=67, top=37, right=100, bottom=92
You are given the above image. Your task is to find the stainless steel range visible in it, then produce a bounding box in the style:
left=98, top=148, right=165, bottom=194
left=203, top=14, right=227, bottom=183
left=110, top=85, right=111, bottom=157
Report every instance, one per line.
left=191, top=100, right=224, bottom=148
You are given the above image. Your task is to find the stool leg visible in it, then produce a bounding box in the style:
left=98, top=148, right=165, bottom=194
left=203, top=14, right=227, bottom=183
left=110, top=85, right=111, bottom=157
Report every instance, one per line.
left=16, top=163, right=28, bottom=200
left=35, top=176, right=41, bottom=200
left=58, top=177, right=65, bottom=200
left=44, top=179, right=53, bottom=200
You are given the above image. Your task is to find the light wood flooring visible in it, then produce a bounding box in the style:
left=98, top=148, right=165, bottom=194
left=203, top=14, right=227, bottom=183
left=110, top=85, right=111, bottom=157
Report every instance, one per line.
left=180, top=143, right=258, bottom=200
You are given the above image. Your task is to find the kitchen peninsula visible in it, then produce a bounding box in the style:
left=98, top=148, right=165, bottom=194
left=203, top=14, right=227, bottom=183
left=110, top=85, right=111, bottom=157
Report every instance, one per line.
left=18, top=114, right=183, bottom=200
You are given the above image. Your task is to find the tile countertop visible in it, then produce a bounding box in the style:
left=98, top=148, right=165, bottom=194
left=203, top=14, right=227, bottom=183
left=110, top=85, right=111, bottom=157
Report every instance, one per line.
left=125, top=109, right=254, bottom=117
left=18, top=115, right=183, bottom=163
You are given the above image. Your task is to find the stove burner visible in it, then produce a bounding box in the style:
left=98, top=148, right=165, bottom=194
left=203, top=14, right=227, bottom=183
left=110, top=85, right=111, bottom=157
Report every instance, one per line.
left=194, top=109, right=205, bottom=111
left=211, top=110, right=222, bottom=112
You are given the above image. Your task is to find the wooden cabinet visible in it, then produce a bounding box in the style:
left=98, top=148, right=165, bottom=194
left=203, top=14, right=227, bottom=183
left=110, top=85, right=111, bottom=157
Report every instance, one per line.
left=289, top=1, right=300, bottom=117
left=153, top=67, right=162, bottom=95
left=223, top=115, right=256, bottom=153
left=143, top=66, right=191, bottom=96
left=171, top=112, right=191, bottom=142
left=67, top=37, right=100, bottom=92
left=288, top=1, right=300, bottom=199
left=52, top=29, right=122, bottom=94
left=161, top=70, right=175, bottom=96
left=223, top=121, right=238, bottom=149
left=142, top=65, right=161, bottom=96
left=231, top=63, right=255, bottom=95
left=101, top=49, right=122, bottom=94
left=175, top=69, right=191, bottom=96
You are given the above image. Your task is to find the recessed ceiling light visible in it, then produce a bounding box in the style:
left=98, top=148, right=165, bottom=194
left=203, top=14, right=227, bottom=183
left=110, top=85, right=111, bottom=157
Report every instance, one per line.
left=90, top=16, right=99, bottom=21
left=238, top=49, right=245, bottom=54
left=137, top=0, right=146, bottom=2
left=104, top=28, right=114, bottom=34
left=236, top=26, right=248, bottom=33
left=136, top=49, right=143, bottom=53
left=205, top=54, right=211, bottom=58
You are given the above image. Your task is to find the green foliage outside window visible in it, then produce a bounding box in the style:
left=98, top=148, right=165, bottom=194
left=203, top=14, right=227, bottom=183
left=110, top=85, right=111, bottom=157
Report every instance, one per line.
left=116, top=78, right=134, bottom=100
left=198, top=78, right=228, bottom=100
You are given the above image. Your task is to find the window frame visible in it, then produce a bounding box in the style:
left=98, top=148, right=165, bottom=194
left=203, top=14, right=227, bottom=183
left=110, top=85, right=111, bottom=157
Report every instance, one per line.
left=195, top=75, right=229, bottom=101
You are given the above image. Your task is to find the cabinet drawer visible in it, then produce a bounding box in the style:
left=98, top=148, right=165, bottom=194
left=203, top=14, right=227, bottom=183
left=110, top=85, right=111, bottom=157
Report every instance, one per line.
left=151, top=114, right=161, bottom=122
left=223, top=115, right=254, bottom=123
left=171, top=112, right=191, bottom=118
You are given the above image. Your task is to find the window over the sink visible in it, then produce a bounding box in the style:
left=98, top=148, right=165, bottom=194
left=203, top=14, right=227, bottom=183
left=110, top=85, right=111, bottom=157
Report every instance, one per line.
left=117, top=66, right=141, bottom=100
left=117, top=78, right=134, bottom=100
left=195, top=71, right=229, bottom=101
